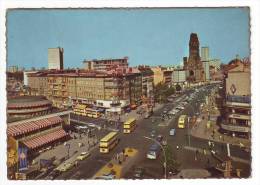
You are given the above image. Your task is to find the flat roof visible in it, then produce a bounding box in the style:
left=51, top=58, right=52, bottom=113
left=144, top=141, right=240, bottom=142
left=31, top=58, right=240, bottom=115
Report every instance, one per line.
left=100, top=131, right=118, bottom=142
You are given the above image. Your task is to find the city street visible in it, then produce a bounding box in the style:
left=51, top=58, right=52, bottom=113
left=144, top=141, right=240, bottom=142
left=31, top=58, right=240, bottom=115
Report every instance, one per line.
left=55, top=84, right=251, bottom=179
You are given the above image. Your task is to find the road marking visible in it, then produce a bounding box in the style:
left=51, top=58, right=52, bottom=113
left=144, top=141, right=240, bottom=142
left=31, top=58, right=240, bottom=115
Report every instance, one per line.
left=183, top=146, right=250, bottom=164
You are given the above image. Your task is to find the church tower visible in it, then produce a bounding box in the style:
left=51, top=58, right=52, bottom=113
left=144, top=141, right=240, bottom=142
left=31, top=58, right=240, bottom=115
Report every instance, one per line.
left=184, top=33, right=204, bottom=82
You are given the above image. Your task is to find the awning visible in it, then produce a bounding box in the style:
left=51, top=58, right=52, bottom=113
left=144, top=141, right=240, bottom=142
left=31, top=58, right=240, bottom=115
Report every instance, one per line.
left=22, top=129, right=69, bottom=149
left=7, top=116, right=63, bottom=137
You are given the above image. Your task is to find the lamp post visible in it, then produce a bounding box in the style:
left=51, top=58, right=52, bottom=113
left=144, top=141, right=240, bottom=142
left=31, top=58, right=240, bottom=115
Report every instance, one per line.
left=143, top=136, right=167, bottom=179
left=64, top=143, right=70, bottom=159
left=185, top=103, right=196, bottom=146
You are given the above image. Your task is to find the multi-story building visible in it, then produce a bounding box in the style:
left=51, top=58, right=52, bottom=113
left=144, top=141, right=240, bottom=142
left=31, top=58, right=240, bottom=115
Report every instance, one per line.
left=48, top=47, right=64, bottom=70
left=27, top=68, right=143, bottom=112
left=163, top=70, right=173, bottom=86
left=127, top=71, right=142, bottom=106
left=221, top=58, right=251, bottom=138
left=210, top=59, right=221, bottom=71
left=201, top=46, right=210, bottom=61
left=83, top=57, right=129, bottom=71
left=137, top=66, right=154, bottom=99
left=151, top=66, right=164, bottom=86
left=172, top=69, right=187, bottom=89
left=8, top=66, right=19, bottom=73
left=27, top=72, right=48, bottom=97
left=202, top=60, right=210, bottom=81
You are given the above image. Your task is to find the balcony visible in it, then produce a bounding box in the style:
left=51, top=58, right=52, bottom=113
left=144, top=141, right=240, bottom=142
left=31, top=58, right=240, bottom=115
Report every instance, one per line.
left=226, top=95, right=250, bottom=108
left=220, top=123, right=250, bottom=133
left=228, top=113, right=250, bottom=120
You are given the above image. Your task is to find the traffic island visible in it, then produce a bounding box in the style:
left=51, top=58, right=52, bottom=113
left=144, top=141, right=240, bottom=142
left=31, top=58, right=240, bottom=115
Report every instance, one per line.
left=93, top=147, right=138, bottom=179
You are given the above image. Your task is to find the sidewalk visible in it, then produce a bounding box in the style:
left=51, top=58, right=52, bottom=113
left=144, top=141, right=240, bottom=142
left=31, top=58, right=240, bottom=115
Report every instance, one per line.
left=92, top=147, right=138, bottom=179
left=120, top=103, right=164, bottom=123
left=191, top=104, right=250, bottom=148
left=33, top=132, right=99, bottom=167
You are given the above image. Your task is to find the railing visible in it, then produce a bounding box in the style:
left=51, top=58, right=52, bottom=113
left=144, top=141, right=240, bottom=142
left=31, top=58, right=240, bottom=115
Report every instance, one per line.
left=220, top=123, right=250, bottom=133
left=226, top=95, right=250, bottom=104
left=228, top=113, right=250, bottom=120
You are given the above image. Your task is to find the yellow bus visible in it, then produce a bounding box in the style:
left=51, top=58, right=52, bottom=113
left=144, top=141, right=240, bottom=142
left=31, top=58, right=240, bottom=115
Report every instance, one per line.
left=123, top=118, right=136, bottom=134
left=100, top=132, right=119, bottom=153
left=86, top=108, right=101, bottom=118
left=73, top=104, right=87, bottom=116
left=178, top=115, right=187, bottom=129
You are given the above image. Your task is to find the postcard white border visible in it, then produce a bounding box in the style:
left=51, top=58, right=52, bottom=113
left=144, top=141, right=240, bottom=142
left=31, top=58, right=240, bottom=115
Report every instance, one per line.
left=0, top=1, right=259, bottom=185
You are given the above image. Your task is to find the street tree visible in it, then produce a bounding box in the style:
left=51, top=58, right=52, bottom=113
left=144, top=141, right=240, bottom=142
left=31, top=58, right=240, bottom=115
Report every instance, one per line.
left=160, top=145, right=181, bottom=177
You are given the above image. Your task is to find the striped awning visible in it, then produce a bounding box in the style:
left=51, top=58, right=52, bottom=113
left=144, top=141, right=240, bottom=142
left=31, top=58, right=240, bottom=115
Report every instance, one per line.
left=22, top=129, right=69, bottom=149
left=7, top=116, right=63, bottom=137
left=8, top=100, right=52, bottom=109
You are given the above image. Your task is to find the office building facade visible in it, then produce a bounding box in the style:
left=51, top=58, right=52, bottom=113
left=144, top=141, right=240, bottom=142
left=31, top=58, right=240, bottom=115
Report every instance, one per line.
left=48, top=47, right=64, bottom=70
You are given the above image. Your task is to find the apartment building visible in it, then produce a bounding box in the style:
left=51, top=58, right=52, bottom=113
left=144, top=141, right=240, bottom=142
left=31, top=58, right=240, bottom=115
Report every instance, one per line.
left=221, top=58, right=251, bottom=138
left=83, top=57, right=129, bottom=71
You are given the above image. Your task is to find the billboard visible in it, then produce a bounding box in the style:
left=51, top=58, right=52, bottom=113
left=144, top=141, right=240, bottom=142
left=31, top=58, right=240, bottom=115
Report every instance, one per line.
left=18, top=147, right=28, bottom=171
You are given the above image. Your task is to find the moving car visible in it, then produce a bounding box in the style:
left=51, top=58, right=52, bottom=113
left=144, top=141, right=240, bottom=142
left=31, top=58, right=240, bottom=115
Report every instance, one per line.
left=94, top=174, right=116, bottom=180
left=169, top=129, right=176, bottom=136
left=76, top=151, right=90, bottom=161
left=162, top=140, right=167, bottom=146
left=133, top=167, right=145, bottom=179
left=156, top=135, right=163, bottom=142
left=58, top=162, right=74, bottom=172
left=150, top=130, right=156, bottom=138
left=45, top=169, right=61, bottom=180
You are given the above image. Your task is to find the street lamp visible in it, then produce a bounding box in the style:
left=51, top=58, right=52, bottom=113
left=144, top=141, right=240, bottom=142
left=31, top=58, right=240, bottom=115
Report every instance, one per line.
left=185, top=103, right=196, bottom=146
left=143, top=136, right=167, bottom=179
left=64, top=143, right=70, bottom=159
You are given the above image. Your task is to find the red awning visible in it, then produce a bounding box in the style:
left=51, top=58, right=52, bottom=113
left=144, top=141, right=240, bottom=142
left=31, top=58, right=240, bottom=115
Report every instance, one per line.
left=7, top=116, right=63, bottom=137
left=22, top=129, right=68, bottom=149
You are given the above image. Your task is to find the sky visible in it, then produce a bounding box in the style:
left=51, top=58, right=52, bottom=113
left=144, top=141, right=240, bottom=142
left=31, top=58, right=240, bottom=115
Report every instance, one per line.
left=7, top=8, right=250, bottom=69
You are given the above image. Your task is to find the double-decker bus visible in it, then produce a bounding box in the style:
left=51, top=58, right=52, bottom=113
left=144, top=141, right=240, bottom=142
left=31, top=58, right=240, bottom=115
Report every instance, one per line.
left=178, top=115, right=187, bottom=129
left=85, top=108, right=101, bottom=118
left=123, top=118, right=136, bottom=134
left=99, top=132, right=119, bottom=153
left=146, top=144, right=161, bottom=159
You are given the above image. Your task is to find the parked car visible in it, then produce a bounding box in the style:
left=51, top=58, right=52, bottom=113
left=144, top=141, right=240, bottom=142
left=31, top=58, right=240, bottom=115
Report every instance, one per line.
left=156, top=135, right=163, bottom=142
left=77, top=151, right=90, bottom=161
left=95, top=174, right=116, bottom=180
left=162, top=140, right=167, bottom=146
left=133, top=167, right=145, bottom=179
left=45, top=169, right=60, bottom=180
left=150, top=130, right=156, bottom=138
left=169, top=129, right=176, bottom=136
left=58, top=162, right=74, bottom=172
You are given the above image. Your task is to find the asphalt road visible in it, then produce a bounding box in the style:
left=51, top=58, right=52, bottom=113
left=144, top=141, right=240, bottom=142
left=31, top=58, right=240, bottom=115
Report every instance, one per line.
left=56, top=84, right=251, bottom=179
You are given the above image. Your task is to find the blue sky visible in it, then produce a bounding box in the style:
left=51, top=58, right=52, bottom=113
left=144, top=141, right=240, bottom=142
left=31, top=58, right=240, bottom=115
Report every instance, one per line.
left=7, top=8, right=250, bottom=69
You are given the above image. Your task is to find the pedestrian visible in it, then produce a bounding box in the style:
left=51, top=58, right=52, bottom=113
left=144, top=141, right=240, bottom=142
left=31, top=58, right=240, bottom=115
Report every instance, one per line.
left=208, top=141, right=211, bottom=147
left=203, top=148, right=206, bottom=155
left=207, top=158, right=210, bottom=167
left=221, top=144, right=224, bottom=152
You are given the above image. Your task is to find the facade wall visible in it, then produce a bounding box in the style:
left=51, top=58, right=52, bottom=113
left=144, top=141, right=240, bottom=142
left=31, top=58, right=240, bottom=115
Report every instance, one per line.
left=28, top=76, right=48, bottom=96
left=202, top=61, right=210, bottom=81
left=48, top=48, right=64, bottom=70
left=222, top=61, right=251, bottom=137
left=226, top=72, right=250, bottom=96
left=201, top=47, right=209, bottom=61
left=151, top=67, right=164, bottom=86
left=83, top=57, right=129, bottom=71
left=172, top=70, right=186, bottom=83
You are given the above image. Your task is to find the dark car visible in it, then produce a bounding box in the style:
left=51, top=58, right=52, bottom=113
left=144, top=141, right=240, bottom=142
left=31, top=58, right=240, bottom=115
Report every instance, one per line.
left=133, top=167, right=145, bottom=179
left=156, top=135, right=163, bottom=142
left=150, top=130, right=156, bottom=138
left=45, top=169, right=60, bottom=180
